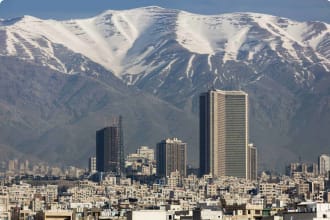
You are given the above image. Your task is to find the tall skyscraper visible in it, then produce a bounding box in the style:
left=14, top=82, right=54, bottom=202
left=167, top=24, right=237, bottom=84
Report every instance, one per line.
left=96, top=116, right=124, bottom=175
left=200, top=89, right=249, bottom=179
left=156, top=138, right=187, bottom=177
left=319, top=154, right=330, bottom=176
left=247, top=143, right=257, bottom=181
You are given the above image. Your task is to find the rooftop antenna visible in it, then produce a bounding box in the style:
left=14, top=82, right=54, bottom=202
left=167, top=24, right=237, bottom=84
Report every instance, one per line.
left=112, top=116, right=119, bottom=126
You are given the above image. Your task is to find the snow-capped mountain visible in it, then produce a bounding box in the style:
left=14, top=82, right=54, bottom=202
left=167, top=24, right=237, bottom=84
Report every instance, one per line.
left=0, top=7, right=330, bottom=169
left=1, top=7, right=329, bottom=80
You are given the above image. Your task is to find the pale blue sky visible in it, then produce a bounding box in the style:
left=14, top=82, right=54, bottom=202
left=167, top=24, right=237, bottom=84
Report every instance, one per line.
left=0, top=0, right=329, bottom=22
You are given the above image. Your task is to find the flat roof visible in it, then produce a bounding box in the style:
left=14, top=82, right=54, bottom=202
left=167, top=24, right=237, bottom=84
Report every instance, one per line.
left=210, top=89, right=247, bottom=95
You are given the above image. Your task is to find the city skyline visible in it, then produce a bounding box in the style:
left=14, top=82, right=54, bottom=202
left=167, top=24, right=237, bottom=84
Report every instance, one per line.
left=0, top=1, right=330, bottom=218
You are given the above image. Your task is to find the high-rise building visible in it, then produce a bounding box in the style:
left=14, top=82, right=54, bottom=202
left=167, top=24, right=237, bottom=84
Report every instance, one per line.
left=8, top=160, right=16, bottom=172
left=24, top=160, right=29, bottom=173
left=200, top=89, right=249, bottom=179
left=248, top=143, right=257, bottom=181
left=156, top=138, right=187, bottom=177
left=96, top=116, right=124, bottom=175
left=319, top=154, right=330, bottom=176
left=88, top=157, right=97, bottom=174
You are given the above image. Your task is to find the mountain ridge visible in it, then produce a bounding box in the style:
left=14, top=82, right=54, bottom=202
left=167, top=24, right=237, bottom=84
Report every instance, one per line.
left=1, top=7, right=329, bottom=78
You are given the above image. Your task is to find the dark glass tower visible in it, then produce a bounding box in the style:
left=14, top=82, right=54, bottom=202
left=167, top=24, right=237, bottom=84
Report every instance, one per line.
left=199, top=92, right=211, bottom=177
left=96, top=116, right=124, bottom=175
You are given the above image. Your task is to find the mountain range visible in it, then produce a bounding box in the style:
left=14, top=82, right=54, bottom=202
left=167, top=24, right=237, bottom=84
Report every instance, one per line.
left=1, top=0, right=329, bottom=22
left=0, top=6, right=329, bottom=170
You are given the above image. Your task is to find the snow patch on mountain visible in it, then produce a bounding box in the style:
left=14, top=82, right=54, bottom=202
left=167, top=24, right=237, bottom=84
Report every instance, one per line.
left=250, top=15, right=301, bottom=60
left=176, top=11, right=252, bottom=60
left=208, top=55, right=213, bottom=71
left=186, top=54, right=195, bottom=77
left=176, top=12, right=215, bottom=54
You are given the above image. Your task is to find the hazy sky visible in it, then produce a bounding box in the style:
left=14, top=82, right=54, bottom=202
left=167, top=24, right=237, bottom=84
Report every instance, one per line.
left=0, top=0, right=329, bottom=22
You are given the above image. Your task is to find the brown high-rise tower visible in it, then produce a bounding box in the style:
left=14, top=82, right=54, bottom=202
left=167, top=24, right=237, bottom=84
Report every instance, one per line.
left=156, top=138, right=187, bottom=177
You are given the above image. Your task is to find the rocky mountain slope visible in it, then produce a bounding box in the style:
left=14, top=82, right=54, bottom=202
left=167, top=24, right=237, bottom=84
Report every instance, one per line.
left=0, top=56, right=197, bottom=166
left=0, top=7, right=329, bottom=170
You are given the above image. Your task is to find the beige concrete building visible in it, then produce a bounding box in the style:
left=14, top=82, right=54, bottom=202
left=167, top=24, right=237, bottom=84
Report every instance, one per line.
left=0, top=194, right=10, bottom=220
left=42, top=210, right=73, bottom=220
left=137, top=146, right=155, bottom=161
left=319, top=154, right=330, bottom=176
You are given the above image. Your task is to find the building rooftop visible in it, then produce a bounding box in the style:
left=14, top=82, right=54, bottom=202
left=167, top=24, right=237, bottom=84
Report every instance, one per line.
left=211, top=89, right=247, bottom=95
left=160, top=138, right=185, bottom=144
